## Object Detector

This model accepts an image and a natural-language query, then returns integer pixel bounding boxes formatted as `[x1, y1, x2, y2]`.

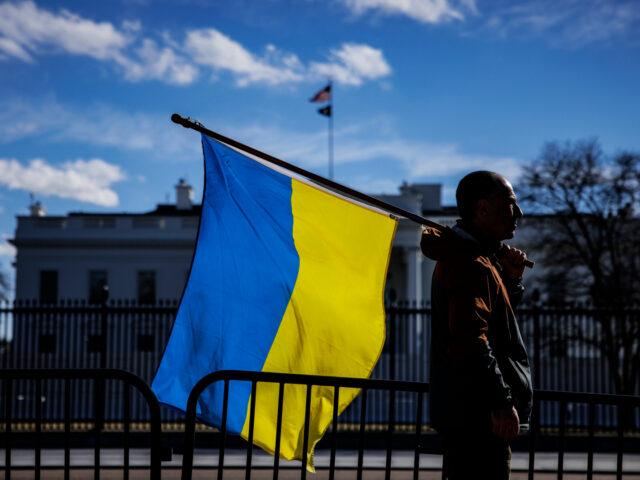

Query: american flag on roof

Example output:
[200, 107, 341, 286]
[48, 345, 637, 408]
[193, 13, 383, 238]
[310, 84, 331, 103]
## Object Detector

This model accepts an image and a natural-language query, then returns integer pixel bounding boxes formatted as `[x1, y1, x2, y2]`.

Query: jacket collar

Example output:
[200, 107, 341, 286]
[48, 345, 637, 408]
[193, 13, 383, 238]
[454, 220, 502, 257]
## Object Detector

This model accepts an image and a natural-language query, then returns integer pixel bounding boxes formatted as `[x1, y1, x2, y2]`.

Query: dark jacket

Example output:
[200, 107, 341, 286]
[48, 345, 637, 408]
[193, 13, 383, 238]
[421, 223, 533, 433]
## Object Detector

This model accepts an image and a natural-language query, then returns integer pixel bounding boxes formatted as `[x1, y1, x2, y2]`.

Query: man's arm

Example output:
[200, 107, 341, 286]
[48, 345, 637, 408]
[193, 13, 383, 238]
[447, 261, 521, 440]
[498, 246, 527, 308]
[494, 245, 528, 439]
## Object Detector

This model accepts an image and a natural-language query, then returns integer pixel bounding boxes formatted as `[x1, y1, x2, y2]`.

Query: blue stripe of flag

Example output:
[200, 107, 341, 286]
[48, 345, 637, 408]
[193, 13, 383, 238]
[152, 134, 300, 433]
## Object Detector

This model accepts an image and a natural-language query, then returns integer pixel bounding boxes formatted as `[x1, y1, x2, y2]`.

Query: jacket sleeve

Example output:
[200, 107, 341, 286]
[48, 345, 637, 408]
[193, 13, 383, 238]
[502, 275, 525, 308]
[447, 261, 513, 410]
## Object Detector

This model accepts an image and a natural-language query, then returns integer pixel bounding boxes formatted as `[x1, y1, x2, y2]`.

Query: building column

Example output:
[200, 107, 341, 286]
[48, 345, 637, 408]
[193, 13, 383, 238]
[404, 247, 423, 306]
[404, 247, 423, 355]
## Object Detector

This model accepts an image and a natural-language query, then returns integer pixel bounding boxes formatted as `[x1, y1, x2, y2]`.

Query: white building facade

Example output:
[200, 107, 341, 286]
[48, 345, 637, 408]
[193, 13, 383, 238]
[11, 180, 198, 304]
[10, 180, 457, 305]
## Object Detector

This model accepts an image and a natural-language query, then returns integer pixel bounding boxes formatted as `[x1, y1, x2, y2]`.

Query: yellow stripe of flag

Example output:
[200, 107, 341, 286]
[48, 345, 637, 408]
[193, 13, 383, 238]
[241, 178, 397, 470]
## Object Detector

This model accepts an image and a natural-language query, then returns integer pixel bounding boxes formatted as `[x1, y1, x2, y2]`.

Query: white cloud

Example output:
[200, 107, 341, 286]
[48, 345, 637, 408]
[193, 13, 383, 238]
[0, 2, 391, 88]
[0, 35, 32, 61]
[341, 0, 476, 24]
[0, 0, 131, 62]
[347, 175, 401, 195]
[122, 19, 142, 33]
[0, 240, 16, 258]
[325, 136, 523, 180]
[118, 38, 199, 85]
[482, 0, 640, 46]
[335, 44, 391, 78]
[0, 0, 197, 85]
[184, 28, 305, 86]
[0, 157, 126, 207]
[406, 144, 523, 180]
[339, 0, 639, 47]
[310, 43, 391, 86]
[0, 95, 521, 187]
[0, 98, 201, 160]
[226, 123, 329, 169]
[0, 98, 69, 142]
[222, 118, 522, 184]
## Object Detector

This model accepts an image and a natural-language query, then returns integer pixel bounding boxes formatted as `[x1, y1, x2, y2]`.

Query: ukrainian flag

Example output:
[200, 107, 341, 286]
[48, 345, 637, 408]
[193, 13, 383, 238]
[152, 134, 397, 469]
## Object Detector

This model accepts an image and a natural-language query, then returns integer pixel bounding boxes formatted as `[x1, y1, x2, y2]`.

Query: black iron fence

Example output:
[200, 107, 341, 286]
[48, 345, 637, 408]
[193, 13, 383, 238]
[528, 389, 640, 480]
[2, 368, 639, 480]
[0, 368, 162, 479]
[1, 300, 638, 428]
[180, 370, 431, 480]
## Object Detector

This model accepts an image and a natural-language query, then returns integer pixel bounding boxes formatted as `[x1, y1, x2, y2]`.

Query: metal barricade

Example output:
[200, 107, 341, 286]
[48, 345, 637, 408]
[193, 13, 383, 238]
[528, 390, 640, 480]
[181, 370, 432, 480]
[2, 368, 639, 479]
[1, 368, 162, 479]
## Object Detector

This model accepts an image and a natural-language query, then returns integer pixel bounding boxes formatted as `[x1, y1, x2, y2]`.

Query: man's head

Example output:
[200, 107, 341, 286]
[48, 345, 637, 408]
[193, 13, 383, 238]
[456, 171, 522, 241]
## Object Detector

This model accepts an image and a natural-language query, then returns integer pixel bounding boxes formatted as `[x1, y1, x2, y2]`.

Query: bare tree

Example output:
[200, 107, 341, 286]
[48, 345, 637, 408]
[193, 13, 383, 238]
[519, 138, 640, 395]
[0, 270, 9, 302]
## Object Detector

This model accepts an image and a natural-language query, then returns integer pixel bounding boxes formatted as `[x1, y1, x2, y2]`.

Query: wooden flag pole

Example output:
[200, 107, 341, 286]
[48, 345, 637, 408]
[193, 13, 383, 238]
[171, 113, 533, 268]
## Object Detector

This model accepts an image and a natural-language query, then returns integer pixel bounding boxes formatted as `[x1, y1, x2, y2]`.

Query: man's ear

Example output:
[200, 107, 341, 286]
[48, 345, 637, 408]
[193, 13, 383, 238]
[476, 198, 490, 219]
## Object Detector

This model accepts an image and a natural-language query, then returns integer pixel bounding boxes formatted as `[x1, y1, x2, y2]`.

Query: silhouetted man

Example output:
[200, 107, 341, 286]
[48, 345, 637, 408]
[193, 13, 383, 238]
[421, 171, 533, 479]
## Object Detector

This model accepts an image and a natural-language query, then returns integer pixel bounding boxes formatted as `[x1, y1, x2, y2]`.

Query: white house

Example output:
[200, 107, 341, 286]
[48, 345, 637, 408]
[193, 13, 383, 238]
[10, 180, 198, 304]
[9, 180, 458, 306]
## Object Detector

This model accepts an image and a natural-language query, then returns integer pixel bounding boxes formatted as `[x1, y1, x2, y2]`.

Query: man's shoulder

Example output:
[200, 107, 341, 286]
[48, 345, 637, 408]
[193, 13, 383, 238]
[436, 248, 493, 267]
[436, 251, 497, 280]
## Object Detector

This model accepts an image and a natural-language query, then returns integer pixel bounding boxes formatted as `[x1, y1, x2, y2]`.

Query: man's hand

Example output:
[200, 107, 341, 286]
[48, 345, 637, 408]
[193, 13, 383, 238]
[491, 405, 520, 441]
[498, 246, 527, 279]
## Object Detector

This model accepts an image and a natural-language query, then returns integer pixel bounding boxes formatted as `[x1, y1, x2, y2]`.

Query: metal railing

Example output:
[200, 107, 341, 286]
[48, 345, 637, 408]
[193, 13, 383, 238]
[1, 301, 639, 428]
[1, 368, 639, 479]
[528, 389, 640, 480]
[181, 370, 431, 480]
[0, 368, 162, 480]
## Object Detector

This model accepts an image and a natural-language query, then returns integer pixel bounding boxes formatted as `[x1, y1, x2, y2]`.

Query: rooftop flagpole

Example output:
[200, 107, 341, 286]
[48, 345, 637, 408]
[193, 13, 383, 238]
[310, 81, 333, 180]
[171, 113, 534, 268]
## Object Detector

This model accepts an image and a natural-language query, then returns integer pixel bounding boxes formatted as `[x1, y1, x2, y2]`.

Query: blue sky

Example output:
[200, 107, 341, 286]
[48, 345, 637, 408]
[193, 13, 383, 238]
[1, 0, 639, 286]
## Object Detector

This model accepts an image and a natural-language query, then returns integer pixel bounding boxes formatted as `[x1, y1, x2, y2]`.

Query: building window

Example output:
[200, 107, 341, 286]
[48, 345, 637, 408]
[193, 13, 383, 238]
[35, 218, 66, 229]
[83, 217, 115, 229]
[137, 271, 156, 305]
[89, 270, 108, 304]
[39, 270, 58, 304]
[133, 218, 165, 229]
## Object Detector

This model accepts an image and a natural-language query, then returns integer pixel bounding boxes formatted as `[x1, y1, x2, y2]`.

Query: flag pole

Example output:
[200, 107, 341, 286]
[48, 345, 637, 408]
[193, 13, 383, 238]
[172, 113, 431, 226]
[170, 113, 534, 267]
[328, 79, 334, 180]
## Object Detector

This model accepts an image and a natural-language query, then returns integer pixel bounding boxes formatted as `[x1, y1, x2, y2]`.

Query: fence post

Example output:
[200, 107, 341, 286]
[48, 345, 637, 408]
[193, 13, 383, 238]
[388, 307, 396, 381]
[96, 285, 110, 431]
[99, 285, 109, 369]
[533, 306, 541, 390]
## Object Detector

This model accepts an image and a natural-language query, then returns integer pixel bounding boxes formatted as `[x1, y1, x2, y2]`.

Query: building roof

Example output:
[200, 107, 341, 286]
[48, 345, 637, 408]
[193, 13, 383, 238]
[66, 204, 202, 218]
